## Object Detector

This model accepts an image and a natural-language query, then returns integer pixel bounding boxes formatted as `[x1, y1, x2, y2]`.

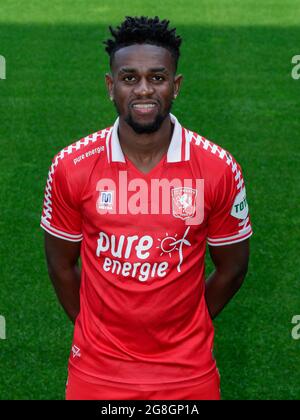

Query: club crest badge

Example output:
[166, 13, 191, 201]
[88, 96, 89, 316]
[171, 187, 197, 220]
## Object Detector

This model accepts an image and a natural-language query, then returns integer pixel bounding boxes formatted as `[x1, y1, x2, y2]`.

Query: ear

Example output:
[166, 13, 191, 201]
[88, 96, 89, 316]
[173, 74, 183, 98]
[105, 73, 114, 100]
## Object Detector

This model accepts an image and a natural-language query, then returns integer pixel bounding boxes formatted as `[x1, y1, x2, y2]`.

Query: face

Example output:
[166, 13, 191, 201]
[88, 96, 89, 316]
[105, 44, 183, 134]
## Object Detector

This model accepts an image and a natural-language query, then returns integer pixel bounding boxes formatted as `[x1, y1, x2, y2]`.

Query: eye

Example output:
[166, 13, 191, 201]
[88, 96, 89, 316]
[152, 75, 164, 81]
[123, 76, 136, 82]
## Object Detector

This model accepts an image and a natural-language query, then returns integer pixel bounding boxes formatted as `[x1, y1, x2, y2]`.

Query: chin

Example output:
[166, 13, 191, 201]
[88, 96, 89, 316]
[125, 114, 167, 134]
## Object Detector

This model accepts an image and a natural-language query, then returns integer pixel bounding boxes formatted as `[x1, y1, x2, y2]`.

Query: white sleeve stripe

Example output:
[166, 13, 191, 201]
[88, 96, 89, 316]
[40, 223, 83, 242]
[207, 225, 252, 243]
[207, 231, 253, 246]
[40, 221, 83, 241]
[41, 219, 83, 239]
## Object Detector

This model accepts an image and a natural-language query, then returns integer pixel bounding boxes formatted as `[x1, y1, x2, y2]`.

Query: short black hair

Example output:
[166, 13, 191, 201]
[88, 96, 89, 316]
[103, 16, 182, 71]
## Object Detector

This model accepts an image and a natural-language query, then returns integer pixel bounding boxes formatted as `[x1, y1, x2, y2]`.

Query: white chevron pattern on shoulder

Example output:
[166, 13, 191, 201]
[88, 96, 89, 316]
[186, 129, 251, 238]
[42, 127, 112, 225]
[186, 130, 244, 192]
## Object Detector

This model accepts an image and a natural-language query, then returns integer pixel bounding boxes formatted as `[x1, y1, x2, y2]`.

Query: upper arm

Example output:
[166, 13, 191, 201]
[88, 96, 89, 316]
[208, 238, 250, 277]
[40, 152, 83, 270]
[44, 231, 81, 271]
[206, 157, 252, 278]
[40, 153, 83, 242]
[207, 156, 253, 247]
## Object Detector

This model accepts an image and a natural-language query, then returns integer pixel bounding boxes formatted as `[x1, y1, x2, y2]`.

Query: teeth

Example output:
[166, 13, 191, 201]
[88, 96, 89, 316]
[133, 104, 155, 108]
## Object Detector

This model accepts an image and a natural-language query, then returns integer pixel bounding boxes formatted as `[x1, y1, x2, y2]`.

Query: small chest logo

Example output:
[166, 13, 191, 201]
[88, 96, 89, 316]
[72, 345, 81, 359]
[171, 187, 197, 220]
[98, 190, 114, 210]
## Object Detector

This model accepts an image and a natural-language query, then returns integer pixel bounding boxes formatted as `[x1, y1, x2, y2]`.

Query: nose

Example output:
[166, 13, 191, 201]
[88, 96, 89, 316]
[133, 77, 154, 96]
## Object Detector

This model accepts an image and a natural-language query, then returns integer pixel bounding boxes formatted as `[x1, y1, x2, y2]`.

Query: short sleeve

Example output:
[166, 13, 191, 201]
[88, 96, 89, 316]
[207, 158, 253, 246]
[40, 154, 83, 242]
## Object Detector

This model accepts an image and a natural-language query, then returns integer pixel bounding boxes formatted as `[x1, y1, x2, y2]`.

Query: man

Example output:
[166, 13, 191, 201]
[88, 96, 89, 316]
[41, 16, 252, 400]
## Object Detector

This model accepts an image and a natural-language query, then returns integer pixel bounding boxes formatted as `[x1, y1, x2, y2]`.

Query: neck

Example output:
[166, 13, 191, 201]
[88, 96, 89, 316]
[118, 114, 174, 164]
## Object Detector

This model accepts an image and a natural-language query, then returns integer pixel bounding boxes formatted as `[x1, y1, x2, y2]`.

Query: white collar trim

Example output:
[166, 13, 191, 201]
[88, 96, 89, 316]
[108, 113, 186, 163]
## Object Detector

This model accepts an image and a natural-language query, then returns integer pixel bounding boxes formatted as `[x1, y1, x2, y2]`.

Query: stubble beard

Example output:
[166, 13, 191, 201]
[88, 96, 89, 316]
[113, 100, 174, 134]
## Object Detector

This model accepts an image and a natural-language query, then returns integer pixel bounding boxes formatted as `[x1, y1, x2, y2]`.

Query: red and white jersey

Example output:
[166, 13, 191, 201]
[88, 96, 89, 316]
[40, 113, 252, 388]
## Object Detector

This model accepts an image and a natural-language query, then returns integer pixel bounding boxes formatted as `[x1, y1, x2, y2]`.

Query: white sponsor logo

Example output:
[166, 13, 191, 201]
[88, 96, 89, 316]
[231, 188, 248, 220]
[72, 345, 81, 358]
[171, 187, 197, 220]
[96, 228, 191, 281]
[73, 146, 104, 165]
[157, 227, 191, 272]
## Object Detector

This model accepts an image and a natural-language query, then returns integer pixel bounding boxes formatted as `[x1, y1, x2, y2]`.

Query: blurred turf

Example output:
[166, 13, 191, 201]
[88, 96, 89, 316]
[0, 0, 299, 400]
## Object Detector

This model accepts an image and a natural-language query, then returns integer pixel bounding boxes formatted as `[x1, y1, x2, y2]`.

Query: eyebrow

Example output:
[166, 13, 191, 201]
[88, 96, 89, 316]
[118, 67, 169, 75]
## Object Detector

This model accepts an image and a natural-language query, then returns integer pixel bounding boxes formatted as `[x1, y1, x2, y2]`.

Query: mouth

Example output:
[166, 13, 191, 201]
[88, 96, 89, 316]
[131, 102, 158, 116]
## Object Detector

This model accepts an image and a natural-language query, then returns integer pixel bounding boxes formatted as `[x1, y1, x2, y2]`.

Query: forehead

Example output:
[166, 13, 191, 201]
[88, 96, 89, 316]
[111, 44, 175, 73]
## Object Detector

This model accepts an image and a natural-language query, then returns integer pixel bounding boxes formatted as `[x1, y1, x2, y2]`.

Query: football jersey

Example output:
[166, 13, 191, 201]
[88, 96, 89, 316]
[40, 113, 252, 388]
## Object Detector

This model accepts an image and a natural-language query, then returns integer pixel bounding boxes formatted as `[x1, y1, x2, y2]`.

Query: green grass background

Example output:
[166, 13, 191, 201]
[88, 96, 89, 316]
[0, 0, 299, 400]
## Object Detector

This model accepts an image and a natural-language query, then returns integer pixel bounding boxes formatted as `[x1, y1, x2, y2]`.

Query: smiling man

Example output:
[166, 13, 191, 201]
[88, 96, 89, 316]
[40, 16, 252, 400]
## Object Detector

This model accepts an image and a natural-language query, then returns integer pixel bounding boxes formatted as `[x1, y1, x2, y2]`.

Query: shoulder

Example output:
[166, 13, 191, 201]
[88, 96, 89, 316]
[50, 126, 112, 172]
[184, 126, 243, 183]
